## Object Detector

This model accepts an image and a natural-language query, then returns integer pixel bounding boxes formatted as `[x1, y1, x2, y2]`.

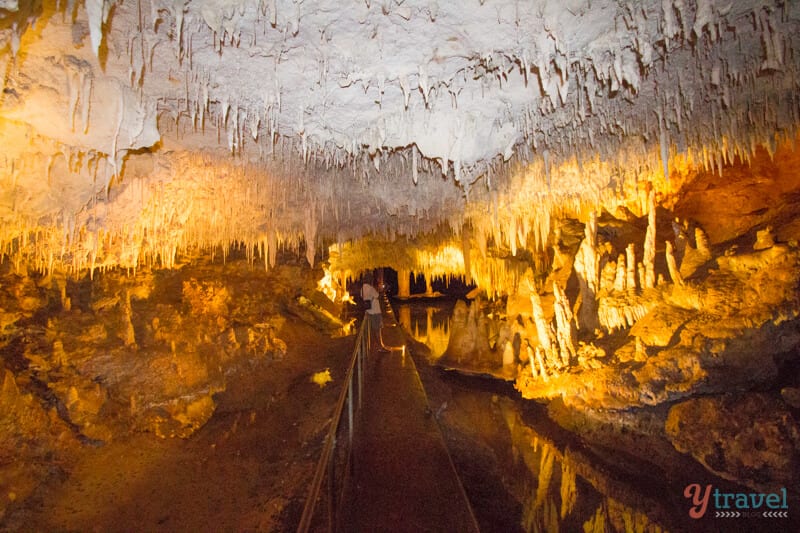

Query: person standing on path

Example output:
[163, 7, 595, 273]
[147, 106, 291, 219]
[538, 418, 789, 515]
[361, 272, 389, 353]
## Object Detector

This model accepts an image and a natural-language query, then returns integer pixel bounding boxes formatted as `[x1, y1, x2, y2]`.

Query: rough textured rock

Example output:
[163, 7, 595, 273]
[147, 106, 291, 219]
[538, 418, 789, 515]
[0, 255, 349, 519]
[516, 202, 800, 410]
[629, 305, 694, 348]
[0, 369, 79, 521]
[665, 394, 800, 491]
[674, 144, 800, 245]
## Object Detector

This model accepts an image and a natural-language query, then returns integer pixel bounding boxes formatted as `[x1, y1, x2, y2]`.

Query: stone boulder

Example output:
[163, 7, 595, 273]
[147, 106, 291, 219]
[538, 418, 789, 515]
[665, 393, 800, 491]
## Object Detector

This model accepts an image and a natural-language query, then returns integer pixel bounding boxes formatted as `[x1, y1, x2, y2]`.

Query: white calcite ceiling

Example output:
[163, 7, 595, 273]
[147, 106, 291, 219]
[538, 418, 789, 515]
[0, 0, 799, 273]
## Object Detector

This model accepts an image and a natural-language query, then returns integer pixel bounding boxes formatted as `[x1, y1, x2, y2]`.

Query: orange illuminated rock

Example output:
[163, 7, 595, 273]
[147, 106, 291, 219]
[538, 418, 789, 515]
[0, 370, 79, 521]
[629, 306, 694, 348]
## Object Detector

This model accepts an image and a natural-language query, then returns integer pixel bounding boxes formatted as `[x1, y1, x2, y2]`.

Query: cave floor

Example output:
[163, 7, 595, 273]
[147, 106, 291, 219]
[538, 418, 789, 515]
[5, 319, 354, 532]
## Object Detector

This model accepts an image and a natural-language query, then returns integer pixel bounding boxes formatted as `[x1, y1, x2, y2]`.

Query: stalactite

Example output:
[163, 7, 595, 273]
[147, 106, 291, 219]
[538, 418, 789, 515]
[1, 0, 798, 283]
[85, 0, 111, 58]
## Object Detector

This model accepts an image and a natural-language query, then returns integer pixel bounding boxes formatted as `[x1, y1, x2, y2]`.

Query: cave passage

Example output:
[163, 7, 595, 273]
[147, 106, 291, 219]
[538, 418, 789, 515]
[336, 295, 479, 532]
[2, 1, 800, 528]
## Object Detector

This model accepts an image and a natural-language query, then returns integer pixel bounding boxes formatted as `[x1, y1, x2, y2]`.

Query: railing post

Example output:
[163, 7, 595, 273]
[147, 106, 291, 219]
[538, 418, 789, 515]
[357, 344, 363, 409]
[365, 315, 370, 354]
[347, 378, 354, 451]
[327, 434, 335, 532]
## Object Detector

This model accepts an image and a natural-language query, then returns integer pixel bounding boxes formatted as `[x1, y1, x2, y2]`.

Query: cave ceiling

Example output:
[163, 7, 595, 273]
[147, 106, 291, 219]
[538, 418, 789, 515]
[0, 0, 798, 274]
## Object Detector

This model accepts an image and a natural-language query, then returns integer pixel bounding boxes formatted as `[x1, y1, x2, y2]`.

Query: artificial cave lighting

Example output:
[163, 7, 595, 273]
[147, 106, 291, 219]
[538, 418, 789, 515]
[2, 0, 800, 531]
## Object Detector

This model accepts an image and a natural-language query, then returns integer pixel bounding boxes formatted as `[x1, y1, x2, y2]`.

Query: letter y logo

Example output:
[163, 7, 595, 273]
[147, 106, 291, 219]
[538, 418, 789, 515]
[684, 483, 712, 519]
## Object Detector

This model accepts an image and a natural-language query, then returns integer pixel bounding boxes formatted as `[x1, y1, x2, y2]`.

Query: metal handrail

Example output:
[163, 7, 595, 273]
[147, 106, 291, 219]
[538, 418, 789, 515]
[296, 313, 370, 532]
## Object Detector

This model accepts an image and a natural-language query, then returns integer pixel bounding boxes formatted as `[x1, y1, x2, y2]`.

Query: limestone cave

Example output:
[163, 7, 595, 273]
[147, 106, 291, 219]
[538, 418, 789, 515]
[0, 1, 799, 531]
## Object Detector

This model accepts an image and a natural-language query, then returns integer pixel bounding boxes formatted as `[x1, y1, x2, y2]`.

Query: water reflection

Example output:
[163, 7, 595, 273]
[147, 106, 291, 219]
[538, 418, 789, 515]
[399, 300, 734, 533]
[396, 300, 456, 360]
[505, 406, 668, 533]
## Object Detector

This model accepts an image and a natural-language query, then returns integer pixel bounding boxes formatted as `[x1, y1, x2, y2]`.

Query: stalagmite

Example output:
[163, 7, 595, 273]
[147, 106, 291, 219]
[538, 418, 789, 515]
[535, 346, 549, 382]
[502, 341, 515, 366]
[552, 282, 576, 367]
[672, 218, 688, 263]
[560, 459, 576, 519]
[695, 227, 711, 260]
[528, 345, 537, 378]
[599, 260, 616, 293]
[665, 241, 684, 286]
[530, 291, 558, 369]
[637, 262, 645, 291]
[643, 190, 656, 288]
[120, 289, 136, 347]
[574, 212, 600, 332]
[625, 243, 636, 292]
[397, 269, 410, 298]
[613, 254, 626, 292]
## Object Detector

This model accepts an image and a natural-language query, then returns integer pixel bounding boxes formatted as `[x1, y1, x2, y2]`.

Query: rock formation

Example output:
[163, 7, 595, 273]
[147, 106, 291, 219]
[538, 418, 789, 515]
[1, 0, 800, 526]
[435, 141, 800, 494]
[666, 394, 800, 491]
[0, 255, 348, 520]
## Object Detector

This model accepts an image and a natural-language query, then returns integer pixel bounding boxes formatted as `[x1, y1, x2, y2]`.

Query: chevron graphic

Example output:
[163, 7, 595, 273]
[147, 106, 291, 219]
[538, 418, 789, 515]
[715, 511, 741, 518]
[762, 511, 789, 518]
